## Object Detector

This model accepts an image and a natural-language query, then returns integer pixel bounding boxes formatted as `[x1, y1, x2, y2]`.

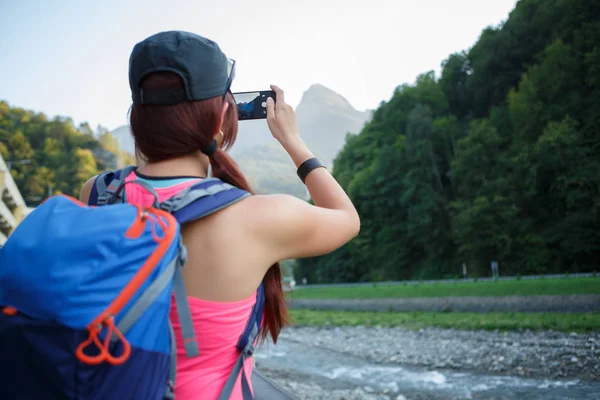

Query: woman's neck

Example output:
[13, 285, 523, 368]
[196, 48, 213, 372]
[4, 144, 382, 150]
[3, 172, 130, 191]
[136, 152, 210, 178]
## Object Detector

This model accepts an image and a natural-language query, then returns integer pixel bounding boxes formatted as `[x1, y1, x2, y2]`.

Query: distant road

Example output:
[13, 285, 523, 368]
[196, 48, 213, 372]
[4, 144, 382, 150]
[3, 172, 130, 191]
[288, 294, 600, 313]
[296, 272, 597, 289]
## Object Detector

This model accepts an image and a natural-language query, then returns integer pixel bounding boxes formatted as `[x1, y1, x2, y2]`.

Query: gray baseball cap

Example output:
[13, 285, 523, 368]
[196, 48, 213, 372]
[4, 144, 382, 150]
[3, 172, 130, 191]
[128, 30, 235, 105]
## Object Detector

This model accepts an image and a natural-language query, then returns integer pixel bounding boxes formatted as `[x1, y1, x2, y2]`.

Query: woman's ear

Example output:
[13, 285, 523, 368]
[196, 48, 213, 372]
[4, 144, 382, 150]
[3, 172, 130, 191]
[215, 101, 229, 140]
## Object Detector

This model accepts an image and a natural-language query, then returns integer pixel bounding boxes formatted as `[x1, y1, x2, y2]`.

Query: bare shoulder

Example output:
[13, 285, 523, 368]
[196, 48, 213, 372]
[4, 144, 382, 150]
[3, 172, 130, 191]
[232, 193, 360, 260]
[240, 193, 308, 214]
[79, 175, 98, 204]
[235, 193, 321, 226]
[217, 193, 304, 228]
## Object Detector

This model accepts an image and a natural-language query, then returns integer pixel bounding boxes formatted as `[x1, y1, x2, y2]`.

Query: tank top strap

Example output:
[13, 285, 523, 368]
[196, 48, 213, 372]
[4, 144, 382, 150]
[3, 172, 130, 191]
[122, 170, 204, 207]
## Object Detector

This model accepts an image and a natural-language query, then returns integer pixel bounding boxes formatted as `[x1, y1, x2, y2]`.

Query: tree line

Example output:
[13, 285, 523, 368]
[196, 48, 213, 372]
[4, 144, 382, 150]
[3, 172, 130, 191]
[296, 0, 600, 282]
[0, 101, 133, 206]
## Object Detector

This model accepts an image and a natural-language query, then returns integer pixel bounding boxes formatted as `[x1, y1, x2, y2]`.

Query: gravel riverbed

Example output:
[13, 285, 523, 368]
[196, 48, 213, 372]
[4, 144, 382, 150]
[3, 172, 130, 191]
[257, 326, 600, 400]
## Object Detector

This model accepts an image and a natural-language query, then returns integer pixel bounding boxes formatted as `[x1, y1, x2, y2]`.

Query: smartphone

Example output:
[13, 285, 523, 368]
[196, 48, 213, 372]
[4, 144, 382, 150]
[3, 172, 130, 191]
[232, 90, 276, 120]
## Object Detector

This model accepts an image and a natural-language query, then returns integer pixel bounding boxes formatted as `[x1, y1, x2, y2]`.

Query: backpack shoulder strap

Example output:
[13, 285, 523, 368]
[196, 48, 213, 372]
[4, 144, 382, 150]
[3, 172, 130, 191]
[237, 283, 265, 354]
[88, 170, 116, 206]
[217, 284, 265, 400]
[160, 178, 251, 223]
[89, 166, 137, 205]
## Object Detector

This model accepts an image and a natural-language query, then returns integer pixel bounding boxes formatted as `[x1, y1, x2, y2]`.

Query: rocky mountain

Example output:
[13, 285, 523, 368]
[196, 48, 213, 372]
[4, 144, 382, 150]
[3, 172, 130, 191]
[295, 84, 373, 166]
[109, 84, 372, 198]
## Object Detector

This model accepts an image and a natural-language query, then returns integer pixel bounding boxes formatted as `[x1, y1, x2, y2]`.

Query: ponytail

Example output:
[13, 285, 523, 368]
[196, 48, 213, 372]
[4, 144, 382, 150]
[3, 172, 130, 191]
[210, 149, 253, 194]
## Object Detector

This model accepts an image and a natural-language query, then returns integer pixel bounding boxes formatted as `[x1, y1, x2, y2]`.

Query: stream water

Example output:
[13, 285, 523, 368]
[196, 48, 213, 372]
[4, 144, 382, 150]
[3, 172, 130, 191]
[255, 338, 600, 400]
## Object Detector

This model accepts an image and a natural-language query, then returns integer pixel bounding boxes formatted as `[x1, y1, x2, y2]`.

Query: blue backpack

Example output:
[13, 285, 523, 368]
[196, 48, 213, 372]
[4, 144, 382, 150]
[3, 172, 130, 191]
[0, 166, 264, 400]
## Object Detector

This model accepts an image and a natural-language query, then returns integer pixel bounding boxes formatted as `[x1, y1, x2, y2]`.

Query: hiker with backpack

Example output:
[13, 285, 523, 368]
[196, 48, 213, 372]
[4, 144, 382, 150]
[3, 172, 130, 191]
[0, 30, 360, 400]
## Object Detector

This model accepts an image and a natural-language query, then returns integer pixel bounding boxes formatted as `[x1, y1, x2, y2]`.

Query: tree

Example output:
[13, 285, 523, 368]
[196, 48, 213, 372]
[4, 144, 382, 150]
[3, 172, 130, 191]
[1, 102, 129, 206]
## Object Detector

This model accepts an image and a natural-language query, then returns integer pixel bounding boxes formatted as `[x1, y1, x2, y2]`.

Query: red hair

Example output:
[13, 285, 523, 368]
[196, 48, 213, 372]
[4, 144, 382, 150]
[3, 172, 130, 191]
[129, 72, 288, 343]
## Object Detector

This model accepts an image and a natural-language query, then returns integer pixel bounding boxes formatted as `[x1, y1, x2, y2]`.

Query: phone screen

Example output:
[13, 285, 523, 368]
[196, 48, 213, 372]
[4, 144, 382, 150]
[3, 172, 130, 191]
[233, 90, 275, 120]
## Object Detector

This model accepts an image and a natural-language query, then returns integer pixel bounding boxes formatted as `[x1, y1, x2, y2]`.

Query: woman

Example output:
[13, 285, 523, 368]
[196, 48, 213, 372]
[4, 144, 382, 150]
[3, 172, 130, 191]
[80, 30, 360, 399]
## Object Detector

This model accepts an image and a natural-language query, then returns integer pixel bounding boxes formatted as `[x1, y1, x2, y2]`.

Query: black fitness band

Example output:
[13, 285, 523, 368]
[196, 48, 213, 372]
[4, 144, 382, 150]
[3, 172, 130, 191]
[297, 157, 326, 183]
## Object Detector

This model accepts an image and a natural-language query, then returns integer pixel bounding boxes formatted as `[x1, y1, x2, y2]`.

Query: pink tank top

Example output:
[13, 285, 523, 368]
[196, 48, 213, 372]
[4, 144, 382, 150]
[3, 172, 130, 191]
[123, 171, 256, 400]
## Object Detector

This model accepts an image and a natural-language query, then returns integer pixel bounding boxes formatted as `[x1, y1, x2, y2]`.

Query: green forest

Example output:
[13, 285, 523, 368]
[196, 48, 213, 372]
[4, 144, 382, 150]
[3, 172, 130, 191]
[0, 101, 134, 205]
[296, 0, 600, 282]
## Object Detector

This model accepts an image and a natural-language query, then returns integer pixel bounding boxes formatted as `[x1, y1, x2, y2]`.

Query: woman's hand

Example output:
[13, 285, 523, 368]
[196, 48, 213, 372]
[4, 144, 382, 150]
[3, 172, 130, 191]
[265, 85, 301, 147]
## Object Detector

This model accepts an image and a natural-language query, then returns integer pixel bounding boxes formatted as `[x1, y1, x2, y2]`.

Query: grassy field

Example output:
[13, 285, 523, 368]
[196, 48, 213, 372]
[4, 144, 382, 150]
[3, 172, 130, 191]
[289, 277, 600, 300]
[289, 309, 600, 333]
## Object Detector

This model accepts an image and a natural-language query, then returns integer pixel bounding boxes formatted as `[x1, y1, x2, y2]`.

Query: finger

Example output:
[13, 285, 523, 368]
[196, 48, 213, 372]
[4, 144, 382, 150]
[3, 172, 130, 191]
[266, 96, 276, 120]
[270, 85, 285, 105]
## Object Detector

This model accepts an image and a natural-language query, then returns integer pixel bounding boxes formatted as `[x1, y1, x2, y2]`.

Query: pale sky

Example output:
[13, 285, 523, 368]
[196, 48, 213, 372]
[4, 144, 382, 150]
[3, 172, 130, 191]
[1, 0, 517, 132]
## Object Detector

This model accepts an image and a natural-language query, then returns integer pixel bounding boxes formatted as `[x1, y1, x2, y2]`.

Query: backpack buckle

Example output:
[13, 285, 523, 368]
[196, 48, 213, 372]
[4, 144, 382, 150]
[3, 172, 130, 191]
[160, 200, 175, 213]
[164, 382, 175, 400]
[178, 240, 188, 266]
[244, 343, 255, 357]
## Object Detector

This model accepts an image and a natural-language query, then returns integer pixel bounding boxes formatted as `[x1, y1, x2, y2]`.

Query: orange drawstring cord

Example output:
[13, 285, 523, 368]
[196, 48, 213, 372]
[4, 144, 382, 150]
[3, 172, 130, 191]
[76, 205, 176, 366]
[75, 316, 131, 365]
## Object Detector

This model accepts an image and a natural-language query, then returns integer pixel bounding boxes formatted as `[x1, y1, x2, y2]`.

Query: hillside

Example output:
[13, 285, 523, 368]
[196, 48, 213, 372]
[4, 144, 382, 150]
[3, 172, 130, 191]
[0, 102, 134, 205]
[110, 84, 372, 198]
[296, 0, 600, 283]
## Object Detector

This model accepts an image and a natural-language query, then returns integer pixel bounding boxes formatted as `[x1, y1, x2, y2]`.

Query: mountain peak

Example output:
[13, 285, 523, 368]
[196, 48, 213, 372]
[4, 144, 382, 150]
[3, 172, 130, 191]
[306, 83, 336, 93]
[297, 83, 357, 114]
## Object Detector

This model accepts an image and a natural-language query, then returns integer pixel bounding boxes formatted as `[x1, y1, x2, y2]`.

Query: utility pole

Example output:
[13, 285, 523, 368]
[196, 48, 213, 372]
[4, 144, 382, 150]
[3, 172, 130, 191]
[491, 260, 499, 279]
